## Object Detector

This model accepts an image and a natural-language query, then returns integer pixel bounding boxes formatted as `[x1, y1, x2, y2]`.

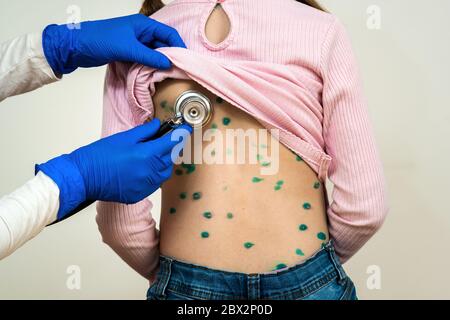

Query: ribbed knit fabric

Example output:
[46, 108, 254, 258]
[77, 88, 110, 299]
[96, 0, 389, 280]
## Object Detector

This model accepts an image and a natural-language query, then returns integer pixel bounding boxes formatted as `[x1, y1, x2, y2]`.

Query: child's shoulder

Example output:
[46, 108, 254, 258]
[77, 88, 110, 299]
[277, 1, 339, 34]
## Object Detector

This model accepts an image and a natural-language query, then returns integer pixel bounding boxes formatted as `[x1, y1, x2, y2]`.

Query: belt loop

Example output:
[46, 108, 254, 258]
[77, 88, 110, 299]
[247, 274, 261, 300]
[154, 256, 172, 297]
[326, 240, 347, 284]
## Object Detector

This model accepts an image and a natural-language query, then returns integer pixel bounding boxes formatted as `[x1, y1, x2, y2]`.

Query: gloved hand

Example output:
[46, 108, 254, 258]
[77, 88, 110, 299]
[36, 119, 192, 220]
[42, 14, 186, 75]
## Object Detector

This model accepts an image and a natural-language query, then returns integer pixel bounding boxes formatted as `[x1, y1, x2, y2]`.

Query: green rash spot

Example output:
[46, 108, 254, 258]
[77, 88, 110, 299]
[273, 263, 288, 271]
[169, 208, 176, 214]
[179, 192, 187, 200]
[299, 224, 308, 231]
[181, 162, 196, 174]
[192, 192, 202, 200]
[303, 202, 312, 210]
[211, 123, 218, 129]
[175, 169, 183, 176]
[296, 155, 303, 162]
[201, 231, 210, 238]
[222, 117, 231, 126]
[216, 96, 224, 104]
[317, 232, 327, 241]
[261, 162, 271, 167]
[244, 242, 255, 249]
[203, 211, 212, 219]
[274, 180, 284, 191]
[256, 154, 263, 161]
[227, 212, 233, 219]
[313, 181, 321, 189]
[211, 149, 216, 156]
[252, 177, 264, 183]
[295, 248, 305, 256]
[160, 100, 171, 113]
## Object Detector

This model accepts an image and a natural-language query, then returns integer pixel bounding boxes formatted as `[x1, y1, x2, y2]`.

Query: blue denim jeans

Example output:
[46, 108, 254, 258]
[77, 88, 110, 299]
[146, 241, 357, 300]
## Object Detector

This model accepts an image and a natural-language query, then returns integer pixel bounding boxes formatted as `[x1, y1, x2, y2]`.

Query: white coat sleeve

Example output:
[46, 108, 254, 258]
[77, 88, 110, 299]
[0, 172, 59, 260]
[0, 33, 63, 260]
[0, 32, 60, 102]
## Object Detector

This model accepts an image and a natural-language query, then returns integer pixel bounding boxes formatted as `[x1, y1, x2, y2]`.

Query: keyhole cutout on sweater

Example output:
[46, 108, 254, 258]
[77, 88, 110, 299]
[204, 4, 231, 45]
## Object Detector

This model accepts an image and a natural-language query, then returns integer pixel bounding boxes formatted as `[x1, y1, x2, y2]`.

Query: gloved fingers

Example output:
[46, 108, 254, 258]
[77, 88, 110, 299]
[175, 124, 194, 135]
[149, 39, 169, 49]
[145, 124, 193, 154]
[130, 41, 172, 69]
[146, 151, 174, 176]
[136, 16, 186, 49]
[158, 164, 175, 182]
[126, 118, 161, 142]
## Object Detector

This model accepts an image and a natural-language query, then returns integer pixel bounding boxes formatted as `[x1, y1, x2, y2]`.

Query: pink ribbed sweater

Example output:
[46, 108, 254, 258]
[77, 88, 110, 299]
[96, 0, 389, 280]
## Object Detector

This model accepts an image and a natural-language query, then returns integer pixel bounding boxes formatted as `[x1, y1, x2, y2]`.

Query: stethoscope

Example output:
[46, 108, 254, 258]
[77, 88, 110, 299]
[153, 90, 214, 139]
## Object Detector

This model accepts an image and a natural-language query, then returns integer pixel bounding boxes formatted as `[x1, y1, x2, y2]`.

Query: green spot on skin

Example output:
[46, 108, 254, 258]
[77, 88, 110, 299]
[175, 169, 183, 176]
[299, 224, 308, 231]
[193, 192, 202, 200]
[201, 231, 209, 238]
[222, 117, 231, 126]
[261, 162, 271, 167]
[256, 154, 263, 161]
[160, 100, 168, 109]
[179, 192, 187, 200]
[313, 181, 321, 189]
[296, 155, 303, 162]
[203, 211, 212, 219]
[244, 242, 254, 249]
[252, 177, 264, 183]
[317, 232, 327, 241]
[227, 212, 233, 219]
[274, 180, 284, 191]
[273, 263, 288, 271]
[181, 162, 196, 174]
[211, 149, 216, 156]
[216, 96, 224, 104]
[169, 208, 176, 214]
[295, 248, 305, 256]
[211, 123, 218, 129]
[303, 202, 312, 210]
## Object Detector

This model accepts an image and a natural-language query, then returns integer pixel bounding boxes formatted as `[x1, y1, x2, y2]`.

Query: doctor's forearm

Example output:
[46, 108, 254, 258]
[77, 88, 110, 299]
[0, 172, 59, 259]
[0, 33, 60, 102]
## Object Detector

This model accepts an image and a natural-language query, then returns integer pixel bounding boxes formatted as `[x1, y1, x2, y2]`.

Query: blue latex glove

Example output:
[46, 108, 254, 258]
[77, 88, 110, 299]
[36, 119, 192, 220]
[42, 14, 186, 75]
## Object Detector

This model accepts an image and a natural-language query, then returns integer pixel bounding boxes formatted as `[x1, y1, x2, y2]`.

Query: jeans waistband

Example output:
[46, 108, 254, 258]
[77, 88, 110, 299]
[152, 240, 347, 300]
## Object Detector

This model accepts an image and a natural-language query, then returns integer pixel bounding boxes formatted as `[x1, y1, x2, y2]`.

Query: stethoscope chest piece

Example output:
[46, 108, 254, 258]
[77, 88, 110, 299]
[151, 90, 214, 139]
[174, 90, 213, 128]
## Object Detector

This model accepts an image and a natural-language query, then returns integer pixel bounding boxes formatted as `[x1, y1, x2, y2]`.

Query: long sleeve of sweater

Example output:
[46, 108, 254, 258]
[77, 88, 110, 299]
[320, 18, 389, 262]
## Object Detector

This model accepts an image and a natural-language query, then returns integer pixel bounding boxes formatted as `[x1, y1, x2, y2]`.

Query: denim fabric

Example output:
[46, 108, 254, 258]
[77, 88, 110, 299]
[146, 241, 357, 300]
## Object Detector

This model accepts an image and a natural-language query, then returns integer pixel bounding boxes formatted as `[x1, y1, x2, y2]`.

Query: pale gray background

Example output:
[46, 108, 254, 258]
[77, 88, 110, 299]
[0, 0, 449, 299]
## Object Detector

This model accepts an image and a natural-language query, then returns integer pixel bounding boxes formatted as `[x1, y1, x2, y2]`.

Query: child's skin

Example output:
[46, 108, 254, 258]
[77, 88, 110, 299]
[153, 79, 329, 273]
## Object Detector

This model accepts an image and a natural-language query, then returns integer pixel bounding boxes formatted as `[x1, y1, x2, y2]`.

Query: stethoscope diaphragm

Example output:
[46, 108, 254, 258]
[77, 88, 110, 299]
[152, 90, 213, 139]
